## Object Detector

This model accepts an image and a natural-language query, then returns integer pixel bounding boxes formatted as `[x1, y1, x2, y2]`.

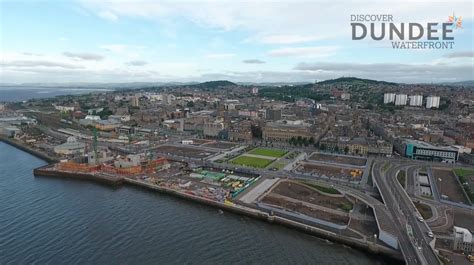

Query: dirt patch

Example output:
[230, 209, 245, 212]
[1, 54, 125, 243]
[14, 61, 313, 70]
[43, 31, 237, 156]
[434, 169, 470, 205]
[414, 201, 433, 220]
[296, 163, 362, 180]
[308, 153, 367, 166]
[155, 145, 216, 159]
[261, 194, 349, 225]
[270, 181, 352, 212]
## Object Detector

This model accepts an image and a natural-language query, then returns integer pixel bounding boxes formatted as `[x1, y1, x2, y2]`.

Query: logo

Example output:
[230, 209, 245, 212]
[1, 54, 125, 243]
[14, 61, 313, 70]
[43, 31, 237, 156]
[448, 13, 462, 29]
[350, 13, 460, 49]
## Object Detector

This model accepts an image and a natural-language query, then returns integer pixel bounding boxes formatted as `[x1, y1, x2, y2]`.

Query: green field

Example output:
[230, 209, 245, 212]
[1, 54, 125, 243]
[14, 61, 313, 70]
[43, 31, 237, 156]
[454, 168, 474, 177]
[248, 148, 287, 158]
[231, 155, 274, 168]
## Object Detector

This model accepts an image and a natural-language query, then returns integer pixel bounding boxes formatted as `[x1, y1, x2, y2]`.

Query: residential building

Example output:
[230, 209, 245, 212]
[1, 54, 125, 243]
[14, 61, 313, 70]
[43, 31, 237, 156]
[409, 95, 423, 106]
[384, 93, 396, 104]
[426, 96, 440, 109]
[395, 94, 407, 106]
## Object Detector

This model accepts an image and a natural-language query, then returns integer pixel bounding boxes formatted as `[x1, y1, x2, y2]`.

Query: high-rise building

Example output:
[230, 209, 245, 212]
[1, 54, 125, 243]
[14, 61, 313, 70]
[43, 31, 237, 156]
[426, 96, 440, 109]
[395, 94, 407, 106]
[130, 96, 139, 107]
[409, 95, 423, 106]
[383, 93, 396, 104]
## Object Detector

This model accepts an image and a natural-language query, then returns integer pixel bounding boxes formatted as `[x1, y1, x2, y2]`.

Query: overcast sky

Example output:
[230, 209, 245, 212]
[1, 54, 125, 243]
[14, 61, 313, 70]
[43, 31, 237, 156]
[1, 0, 473, 83]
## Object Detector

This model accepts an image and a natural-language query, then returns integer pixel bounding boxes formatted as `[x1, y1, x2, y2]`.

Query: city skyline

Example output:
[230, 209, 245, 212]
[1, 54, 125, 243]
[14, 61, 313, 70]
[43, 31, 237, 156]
[1, 0, 473, 84]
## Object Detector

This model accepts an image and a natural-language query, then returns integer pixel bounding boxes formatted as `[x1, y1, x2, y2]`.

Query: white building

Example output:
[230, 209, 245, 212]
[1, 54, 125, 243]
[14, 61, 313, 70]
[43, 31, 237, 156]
[409, 95, 423, 106]
[341, 93, 351, 100]
[251, 87, 259, 95]
[453, 226, 473, 254]
[383, 93, 396, 104]
[426, 96, 440, 109]
[53, 104, 75, 112]
[395, 94, 408, 106]
[53, 137, 85, 155]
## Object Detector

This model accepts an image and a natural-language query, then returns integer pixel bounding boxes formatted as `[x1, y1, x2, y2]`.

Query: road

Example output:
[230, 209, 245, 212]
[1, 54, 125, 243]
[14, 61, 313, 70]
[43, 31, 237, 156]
[374, 161, 441, 265]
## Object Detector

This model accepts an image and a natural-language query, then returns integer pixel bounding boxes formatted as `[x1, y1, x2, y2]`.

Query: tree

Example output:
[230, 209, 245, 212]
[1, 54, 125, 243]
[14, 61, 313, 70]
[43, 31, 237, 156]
[344, 146, 349, 154]
[320, 144, 326, 150]
[309, 137, 315, 145]
[186, 101, 195, 108]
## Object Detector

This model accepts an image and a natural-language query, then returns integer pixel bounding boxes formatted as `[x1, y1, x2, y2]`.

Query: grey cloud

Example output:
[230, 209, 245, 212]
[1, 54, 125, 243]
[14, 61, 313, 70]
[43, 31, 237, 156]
[444, 51, 474, 58]
[125, 60, 148, 66]
[242, 59, 266, 64]
[1, 60, 84, 69]
[63, 52, 104, 61]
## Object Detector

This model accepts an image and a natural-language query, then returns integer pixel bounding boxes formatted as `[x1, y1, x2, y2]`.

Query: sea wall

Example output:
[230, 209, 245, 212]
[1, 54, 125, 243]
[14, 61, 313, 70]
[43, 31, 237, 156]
[0, 137, 58, 163]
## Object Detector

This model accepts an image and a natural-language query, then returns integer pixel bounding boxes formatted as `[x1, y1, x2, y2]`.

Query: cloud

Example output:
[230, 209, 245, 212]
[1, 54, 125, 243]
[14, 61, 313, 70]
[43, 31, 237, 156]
[268, 46, 338, 58]
[250, 34, 325, 44]
[444, 51, 474, 58]
[125, 60, 148, 66]
[293, 61, 473, 83]
[97, 10, 118, 22]
[242, 59, 266, 64]
[63, 52, 104, 61]
[1, 60, 84, 69]
[204, 53, 235, 59]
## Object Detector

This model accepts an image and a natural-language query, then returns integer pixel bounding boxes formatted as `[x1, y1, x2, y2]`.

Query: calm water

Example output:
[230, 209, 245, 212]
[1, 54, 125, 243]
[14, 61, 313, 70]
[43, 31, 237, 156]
[0, 142, 393, 264]
[0, 87, 112, 102]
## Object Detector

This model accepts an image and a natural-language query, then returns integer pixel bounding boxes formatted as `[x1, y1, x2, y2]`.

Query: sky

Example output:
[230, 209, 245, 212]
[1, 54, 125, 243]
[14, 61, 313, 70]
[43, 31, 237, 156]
[0, 0, 473, 84]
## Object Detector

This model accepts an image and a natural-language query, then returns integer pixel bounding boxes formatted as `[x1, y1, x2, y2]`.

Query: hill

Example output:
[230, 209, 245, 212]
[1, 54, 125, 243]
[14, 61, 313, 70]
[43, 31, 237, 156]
[187, 80, 237, 89]
[317, 77, 398, 86]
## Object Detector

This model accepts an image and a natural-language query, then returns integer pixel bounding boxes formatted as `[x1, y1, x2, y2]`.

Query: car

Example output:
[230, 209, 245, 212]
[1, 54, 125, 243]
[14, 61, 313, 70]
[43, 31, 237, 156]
[428, 231, 434, 238]
[417, 216, 424, 222]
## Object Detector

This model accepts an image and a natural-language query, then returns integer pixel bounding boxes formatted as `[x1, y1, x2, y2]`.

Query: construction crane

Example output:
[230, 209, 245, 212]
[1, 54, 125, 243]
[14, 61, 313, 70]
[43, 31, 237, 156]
[92, 127, 98, 165]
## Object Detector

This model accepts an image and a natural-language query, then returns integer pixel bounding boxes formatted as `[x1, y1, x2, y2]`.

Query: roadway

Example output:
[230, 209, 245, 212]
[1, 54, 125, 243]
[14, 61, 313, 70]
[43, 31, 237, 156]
[374, 160, 441, 265]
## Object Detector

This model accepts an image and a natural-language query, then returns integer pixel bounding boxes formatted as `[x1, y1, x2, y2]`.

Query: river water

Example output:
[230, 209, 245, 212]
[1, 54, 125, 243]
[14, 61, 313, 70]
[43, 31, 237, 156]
[0, 142, 395, 264]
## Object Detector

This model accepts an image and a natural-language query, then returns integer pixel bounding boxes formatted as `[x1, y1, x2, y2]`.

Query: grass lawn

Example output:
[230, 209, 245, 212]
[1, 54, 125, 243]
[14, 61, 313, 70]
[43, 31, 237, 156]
[414, 201, 433, 219]
[231, 155, 273, 168]
[397, 170, 406, 188]
[302, 181, 341, 195]
[248, 147, 287, 158]
[454, 168, 474, 177]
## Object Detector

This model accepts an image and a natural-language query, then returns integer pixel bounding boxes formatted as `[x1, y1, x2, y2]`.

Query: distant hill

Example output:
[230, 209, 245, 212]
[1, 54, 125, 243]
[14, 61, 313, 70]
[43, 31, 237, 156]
[187, 80, 237, 89]
[437, 80, 474, 87]
[316, 77, 398, 86]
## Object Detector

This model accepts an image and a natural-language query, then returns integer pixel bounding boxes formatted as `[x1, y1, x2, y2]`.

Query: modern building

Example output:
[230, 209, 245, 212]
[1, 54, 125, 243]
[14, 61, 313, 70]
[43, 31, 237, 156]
[399, 139, 459, 163]
[395, 94, 407, 106]
[383, 93, 396, 104]
[409, 95, 423, 106]
[426, 96, 440, 109]
[453, 226, 473, 254]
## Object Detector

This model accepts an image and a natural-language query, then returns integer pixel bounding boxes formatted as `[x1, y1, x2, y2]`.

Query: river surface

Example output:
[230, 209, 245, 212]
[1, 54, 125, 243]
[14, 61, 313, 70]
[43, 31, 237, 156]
[0, 87, 112, 102]
[0, 142, 396, 264]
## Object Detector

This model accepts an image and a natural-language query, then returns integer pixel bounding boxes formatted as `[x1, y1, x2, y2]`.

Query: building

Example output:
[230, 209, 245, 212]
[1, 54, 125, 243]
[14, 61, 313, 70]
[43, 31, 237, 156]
[368, 139, 393, 156]
[265, 109, 282, 121]
[53, 137, 86, 155]
[53, 104, 75, 112]
[228, 121, 252, 142]
[453, 226, 473, 254]
[383, 93, 396, 104]
[341, 93, 351, 100]
[203, 120, 224, 138]
[251, 87, 259, 95]
[426, 96, 440, 109]
[130, 96, 139, 107]
[395, 94, 407, 106]
[399, 139, 459, 163]
[409, 95, 423, 106]
[262, 120, 313, 142]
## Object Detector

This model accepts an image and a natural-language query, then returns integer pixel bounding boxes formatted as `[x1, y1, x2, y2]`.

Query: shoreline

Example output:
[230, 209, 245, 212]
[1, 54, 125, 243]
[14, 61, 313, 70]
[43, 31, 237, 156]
[2, 139, 403, 262]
